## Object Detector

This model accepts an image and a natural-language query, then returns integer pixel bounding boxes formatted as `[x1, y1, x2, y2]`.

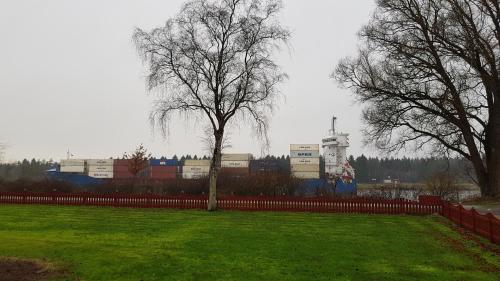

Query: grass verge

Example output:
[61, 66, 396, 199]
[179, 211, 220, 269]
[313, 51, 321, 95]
[0, 205, 498, 281]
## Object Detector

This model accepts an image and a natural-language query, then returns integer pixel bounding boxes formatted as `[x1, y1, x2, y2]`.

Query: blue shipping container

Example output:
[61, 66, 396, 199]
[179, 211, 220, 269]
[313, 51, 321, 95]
[150, 159, 178, 166]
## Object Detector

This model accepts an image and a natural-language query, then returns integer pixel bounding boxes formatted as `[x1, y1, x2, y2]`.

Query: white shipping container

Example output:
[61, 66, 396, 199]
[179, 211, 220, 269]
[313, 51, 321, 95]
[290, 164, 320, 172]
[184, 160, 211, 166]
[292, 171, 320, 179]
[87, 165, 114, 172]
[182, 172, 209, 179]
[60, 159, 85, 166]
[87, 159, 114, 166]
[221, 160, 249, 168]
[221, 153, 252, 161]
[290, 144, 319, 151]
[60, 166, 85, 173]
[183, 165, 211, 173]
[88, 171, 113, 178]
[290, 151, 320, 158]
[290, 158, 320, 165]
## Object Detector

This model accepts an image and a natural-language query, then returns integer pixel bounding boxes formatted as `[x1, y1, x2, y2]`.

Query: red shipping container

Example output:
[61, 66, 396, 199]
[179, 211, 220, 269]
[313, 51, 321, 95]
[150, 166, 177, 173]
[151, 173, 177, 179]
[149, 166, 177, 179]
[114, 159, 130, 166]
[114, 171, 135, 179]
[114, 165, 131, 172]
[220, 167, 249, 176]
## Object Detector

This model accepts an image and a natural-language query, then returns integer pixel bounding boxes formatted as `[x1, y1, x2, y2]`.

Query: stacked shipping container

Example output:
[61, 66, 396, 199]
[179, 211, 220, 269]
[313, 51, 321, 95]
[113, 159, 134, 179]
[87, 159, 114, 178]
[220, 154, 251, 176]
[143, 159, 178, 179]
[250, 159, 288, 174]
[183, 159, 210, 179]
[59, 153, 297, 181]
[60, 159, 85, 173]
[290, 144, 320, 179]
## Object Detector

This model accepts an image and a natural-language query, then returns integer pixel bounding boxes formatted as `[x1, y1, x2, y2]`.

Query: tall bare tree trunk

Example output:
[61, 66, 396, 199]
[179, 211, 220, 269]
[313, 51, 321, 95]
[486, 160, 500, 198]
[485, 106, 500, 197]
[207, 130, 223, 211]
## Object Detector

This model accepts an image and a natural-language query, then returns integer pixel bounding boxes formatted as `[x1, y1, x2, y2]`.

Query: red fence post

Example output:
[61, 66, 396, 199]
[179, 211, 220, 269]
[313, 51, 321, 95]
[487, 213, 494, 243]
[459, 205, 463, 227]
[471, 208, 477, 234]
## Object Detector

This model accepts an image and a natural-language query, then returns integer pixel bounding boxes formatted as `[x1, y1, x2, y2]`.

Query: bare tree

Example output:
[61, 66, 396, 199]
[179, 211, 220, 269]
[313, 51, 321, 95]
[334, 0, 500, 197]
[426, 172, 460, 201]
[133, 0, 289, 210]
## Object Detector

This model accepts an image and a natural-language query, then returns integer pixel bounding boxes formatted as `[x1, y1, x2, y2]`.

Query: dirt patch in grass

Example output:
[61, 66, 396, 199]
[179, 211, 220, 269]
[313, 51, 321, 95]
[0, 257, 66, 281]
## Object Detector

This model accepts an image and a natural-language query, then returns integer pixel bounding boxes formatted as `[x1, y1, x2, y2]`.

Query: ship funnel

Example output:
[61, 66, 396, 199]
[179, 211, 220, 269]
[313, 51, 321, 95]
[331, 116, 337, 133]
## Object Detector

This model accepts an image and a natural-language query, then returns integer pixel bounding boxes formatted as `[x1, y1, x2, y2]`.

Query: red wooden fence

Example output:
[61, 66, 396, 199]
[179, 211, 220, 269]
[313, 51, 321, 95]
[442, 201, 500, 244]
[0, 192, 442, 214]
[0, 192, 498, 244]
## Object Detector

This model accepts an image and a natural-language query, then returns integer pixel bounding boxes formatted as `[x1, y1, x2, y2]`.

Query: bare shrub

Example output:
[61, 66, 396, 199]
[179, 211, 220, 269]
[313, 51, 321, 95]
[426, 172, 460, 201]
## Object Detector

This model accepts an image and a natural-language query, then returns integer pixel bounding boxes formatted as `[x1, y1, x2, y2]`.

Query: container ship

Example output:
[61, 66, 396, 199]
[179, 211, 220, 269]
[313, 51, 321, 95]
[47, 116, 356, 195]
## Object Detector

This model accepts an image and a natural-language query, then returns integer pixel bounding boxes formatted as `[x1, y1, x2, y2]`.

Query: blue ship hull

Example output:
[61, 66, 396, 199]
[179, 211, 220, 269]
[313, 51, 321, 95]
[46, 170, 104, 187]
[295, 178, 357, 196]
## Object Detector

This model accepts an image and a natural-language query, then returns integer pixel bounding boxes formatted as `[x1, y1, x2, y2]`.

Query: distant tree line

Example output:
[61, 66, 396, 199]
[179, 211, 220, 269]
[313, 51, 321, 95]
[0, 155, 473, 184]
[171, 155, 210, 162]
[348, 156, 472, 184]
[0, 159, 54, 182]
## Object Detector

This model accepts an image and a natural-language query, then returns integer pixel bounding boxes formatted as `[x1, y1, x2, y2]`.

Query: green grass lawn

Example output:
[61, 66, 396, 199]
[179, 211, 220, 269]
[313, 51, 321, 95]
[0, 205, 498, 281]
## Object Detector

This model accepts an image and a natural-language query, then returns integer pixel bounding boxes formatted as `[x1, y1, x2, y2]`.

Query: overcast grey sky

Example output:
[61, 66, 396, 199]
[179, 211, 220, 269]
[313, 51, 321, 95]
[0, 0, 377, 162]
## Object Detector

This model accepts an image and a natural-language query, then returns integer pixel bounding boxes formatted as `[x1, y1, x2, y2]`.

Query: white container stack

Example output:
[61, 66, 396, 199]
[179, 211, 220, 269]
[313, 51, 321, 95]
[290, 144, 320, 179]
[183, 159, 211, 179]
[60, 159, 85, 173]
[87, 159, 114, 178]
[221, 153, 252, 176]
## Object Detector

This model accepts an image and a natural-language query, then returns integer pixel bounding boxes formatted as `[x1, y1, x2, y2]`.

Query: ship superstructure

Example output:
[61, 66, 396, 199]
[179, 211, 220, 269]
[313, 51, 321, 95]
[322, 116, 351, 178]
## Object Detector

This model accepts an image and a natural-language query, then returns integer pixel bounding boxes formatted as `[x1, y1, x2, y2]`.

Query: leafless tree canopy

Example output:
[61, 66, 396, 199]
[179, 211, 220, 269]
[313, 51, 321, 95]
[133, 0, 289, 209]
[133, 0, 289, 142]
[335, 0, 499, 197]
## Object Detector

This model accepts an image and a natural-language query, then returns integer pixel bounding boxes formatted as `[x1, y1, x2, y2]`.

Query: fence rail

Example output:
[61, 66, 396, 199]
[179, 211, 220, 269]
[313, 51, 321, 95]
[0, 192, 498, 244]
[442, 202, 500, 244]
[0, 192, 442, 214]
